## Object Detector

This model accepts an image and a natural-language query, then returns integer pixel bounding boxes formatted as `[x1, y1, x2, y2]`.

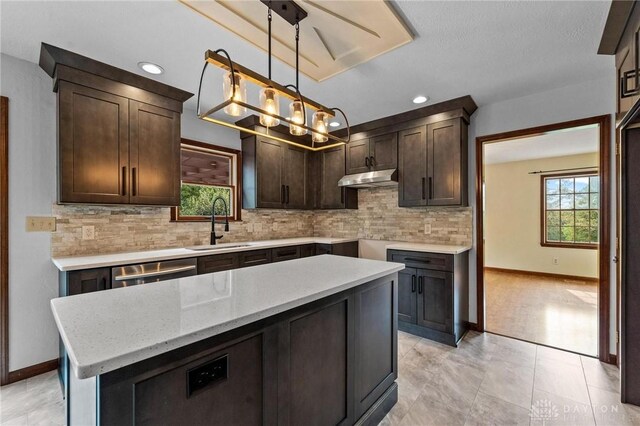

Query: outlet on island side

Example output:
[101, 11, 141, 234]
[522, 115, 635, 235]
[82, 226, 95, 240]
[552, 257, 559, 266]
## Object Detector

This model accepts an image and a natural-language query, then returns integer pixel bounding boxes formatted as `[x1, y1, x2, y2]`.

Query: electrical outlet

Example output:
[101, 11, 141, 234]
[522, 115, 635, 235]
[26, 216, 56, 232]
[82, 226, 95, 240]
[552, 257, 559, 265]
[424, 224, 432, 235]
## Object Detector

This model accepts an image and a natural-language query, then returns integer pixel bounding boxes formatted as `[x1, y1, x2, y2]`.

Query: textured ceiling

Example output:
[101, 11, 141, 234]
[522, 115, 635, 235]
[0, 1, 614, 127]
[484, 125, 600, 165]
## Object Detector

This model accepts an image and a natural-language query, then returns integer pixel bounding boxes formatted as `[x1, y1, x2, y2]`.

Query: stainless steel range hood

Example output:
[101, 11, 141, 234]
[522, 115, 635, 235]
[338, 169, 398, 188]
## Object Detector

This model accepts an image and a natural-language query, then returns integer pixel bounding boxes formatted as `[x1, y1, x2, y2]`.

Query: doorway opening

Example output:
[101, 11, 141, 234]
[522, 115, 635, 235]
[476, 115, 611, 361]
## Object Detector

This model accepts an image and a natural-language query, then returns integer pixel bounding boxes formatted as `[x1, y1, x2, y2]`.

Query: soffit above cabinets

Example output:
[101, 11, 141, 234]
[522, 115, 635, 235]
[178, 0, 414, 82]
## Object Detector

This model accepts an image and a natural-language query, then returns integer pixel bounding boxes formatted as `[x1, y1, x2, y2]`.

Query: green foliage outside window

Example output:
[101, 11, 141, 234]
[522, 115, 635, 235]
[180, 183, 232, 217]
[544, 174, 598, 246]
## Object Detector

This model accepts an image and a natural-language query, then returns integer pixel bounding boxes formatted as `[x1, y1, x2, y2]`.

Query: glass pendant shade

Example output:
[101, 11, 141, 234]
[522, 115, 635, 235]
[259, 87, 280, 127]
[312, 111, 329, 143]
[222, 71, 247, 117]
[289, 100, 307, 136]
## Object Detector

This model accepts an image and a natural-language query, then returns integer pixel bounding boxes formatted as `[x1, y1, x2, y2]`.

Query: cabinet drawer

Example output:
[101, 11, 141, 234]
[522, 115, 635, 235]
[315, 244, 332, 256]
[197, 253, 239, 274]
[299, 244, 316, 258]
[239, 249, 272, 268]
[271, 246, 301, 262]
[388, 250, 453, 272]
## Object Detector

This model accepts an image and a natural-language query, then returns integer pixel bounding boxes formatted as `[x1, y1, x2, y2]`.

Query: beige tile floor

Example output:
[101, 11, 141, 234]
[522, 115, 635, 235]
[0, 370, 64, 425]
[0, 331, 631, 426]
[381, 331, 631, 426]
[485, 269, 598, 356]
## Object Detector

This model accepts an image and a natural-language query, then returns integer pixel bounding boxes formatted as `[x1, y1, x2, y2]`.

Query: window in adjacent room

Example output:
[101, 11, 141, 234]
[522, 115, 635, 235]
[171, 138, 241, 221]
[541, 172, 599, 249]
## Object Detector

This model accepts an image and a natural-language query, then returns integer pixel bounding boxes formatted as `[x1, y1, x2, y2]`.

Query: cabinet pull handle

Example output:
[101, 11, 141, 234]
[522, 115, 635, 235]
[286, 185, 290, 204]
[132, 167, 137, 196]
[418, 276, 423, 294]
[365, 157, 369, 168]
[281, 185, 285, 204]
[341, 187, 345, 204]
[421, 177, 426, 199]
[428, 177, 433, 199]
[370, 156, 375, 167]
[411, 275, 416, 292]
[122, 166, 127, 196]
[405, 257, 431, 263]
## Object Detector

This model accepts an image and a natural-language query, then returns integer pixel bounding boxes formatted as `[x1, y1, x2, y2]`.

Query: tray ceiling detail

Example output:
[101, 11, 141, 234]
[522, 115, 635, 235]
[179, 0, 414, 81]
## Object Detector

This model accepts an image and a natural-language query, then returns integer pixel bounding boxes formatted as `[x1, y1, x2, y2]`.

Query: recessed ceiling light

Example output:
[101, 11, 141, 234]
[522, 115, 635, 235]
[138, 62, 164, 75]
[329, 121, 341, 128]
[413, 95, 428, 104]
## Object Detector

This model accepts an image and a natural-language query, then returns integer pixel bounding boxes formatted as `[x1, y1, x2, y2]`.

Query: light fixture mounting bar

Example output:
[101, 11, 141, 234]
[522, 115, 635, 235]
[204, 50, 333, 116]
[259, 0, 307, 26]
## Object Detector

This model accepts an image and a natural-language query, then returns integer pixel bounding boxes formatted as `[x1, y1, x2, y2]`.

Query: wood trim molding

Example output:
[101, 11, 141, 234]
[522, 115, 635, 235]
[484, 267, 599, 283]
[6, 359, 58, 385]
[476, 114, 613, 364]
[1, 97, 8, 385]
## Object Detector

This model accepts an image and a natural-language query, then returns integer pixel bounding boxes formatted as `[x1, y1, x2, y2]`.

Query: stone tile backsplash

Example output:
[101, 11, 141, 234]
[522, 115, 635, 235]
[51, 187, 472, 257]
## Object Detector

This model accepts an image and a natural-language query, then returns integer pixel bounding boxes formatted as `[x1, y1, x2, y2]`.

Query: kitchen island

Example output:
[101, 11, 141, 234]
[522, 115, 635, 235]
[51, 255, 404, 425]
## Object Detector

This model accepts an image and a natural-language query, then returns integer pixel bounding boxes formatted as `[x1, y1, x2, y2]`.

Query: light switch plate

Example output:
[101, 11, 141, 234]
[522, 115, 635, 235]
[82, 226, 95, 240]
[424, 224, 432, 235]
[26, 216, 56, 232]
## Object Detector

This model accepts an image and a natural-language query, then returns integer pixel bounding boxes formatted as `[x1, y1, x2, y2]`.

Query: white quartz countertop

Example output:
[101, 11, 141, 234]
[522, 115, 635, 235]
[51, 255, 404, 379]
[385, 242, 471, 255]
[51, 237, 359, 271]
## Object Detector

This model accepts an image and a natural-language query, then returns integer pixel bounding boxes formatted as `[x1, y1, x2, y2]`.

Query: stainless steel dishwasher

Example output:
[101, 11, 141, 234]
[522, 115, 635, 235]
[111, 258, 198, 288]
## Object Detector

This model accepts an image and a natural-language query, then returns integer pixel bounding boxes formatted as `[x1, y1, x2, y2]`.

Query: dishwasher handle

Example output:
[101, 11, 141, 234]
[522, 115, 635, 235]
[114, 265, 196, 281]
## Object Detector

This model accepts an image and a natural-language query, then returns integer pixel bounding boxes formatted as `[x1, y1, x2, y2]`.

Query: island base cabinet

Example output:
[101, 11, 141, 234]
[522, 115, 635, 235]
[93, 274, 398, 426]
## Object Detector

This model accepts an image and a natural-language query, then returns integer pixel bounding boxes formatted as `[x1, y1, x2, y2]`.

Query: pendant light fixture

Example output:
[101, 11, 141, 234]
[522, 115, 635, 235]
[196, 0, 350, 151]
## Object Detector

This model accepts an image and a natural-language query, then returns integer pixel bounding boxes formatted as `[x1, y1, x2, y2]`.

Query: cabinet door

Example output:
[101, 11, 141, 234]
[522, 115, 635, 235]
[345, 138, 370, 174]
[370, 133, 397, 171]
[68, 268, 110, 295]
[129, 101, 180, 206]
[58, 81, 129, 204]
[417, 269, 453, 333]
[256, 137, 285, 209]
[398, 126, 427, 207]
[397, 268, 417, 324]
[427, 119, 461, 206]
[320, 146, 347, 209]
[284, 144, 307, 209]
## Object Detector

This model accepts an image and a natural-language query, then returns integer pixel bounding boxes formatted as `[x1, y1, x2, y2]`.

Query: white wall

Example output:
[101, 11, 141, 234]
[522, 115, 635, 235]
[484, 153, 599, 278]
[468, 74, 617, 354]
[181, 108, 240, 150]
[0, 53, 59, 370]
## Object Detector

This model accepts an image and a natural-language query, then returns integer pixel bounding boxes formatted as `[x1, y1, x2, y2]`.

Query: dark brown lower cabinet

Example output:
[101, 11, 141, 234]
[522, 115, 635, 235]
[388, 249, 468, 346]
[97, 274, 398, 425]
[238, 249, 272, 268]
[197, 253, 240, 274]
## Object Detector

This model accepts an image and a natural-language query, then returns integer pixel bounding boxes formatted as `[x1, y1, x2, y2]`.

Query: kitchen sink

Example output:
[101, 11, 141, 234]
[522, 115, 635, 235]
[185, 244, 252, 251]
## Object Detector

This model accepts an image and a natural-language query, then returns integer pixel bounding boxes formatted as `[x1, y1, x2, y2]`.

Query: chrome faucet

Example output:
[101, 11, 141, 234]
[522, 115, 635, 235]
[210, 196, 230, 245]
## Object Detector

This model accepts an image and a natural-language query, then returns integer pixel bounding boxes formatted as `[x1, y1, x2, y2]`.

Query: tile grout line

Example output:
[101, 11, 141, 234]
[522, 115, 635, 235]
[529, 344, 538, 426]
[581, 356, 599, 425]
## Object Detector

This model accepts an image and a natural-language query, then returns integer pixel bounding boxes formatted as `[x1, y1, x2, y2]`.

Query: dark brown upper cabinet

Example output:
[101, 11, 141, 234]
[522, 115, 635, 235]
[242, 133, 309, 210]
[345, 133, 397, 174]
[39, 43, 192, 206]
[398, 118, 468, 207]
[398, 126, 428, 207]
[319, 145, 357, 209]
